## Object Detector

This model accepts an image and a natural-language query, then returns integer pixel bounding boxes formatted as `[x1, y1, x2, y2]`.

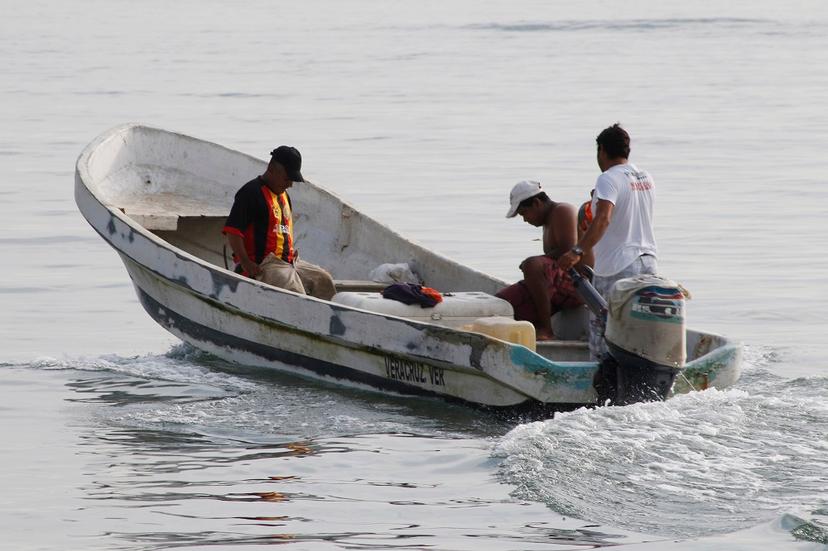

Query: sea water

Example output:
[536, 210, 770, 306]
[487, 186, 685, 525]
[1, 1, 827, 549]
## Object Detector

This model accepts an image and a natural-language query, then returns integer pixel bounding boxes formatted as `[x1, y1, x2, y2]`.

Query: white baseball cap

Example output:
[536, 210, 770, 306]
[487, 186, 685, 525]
[505, 180, 543, 218]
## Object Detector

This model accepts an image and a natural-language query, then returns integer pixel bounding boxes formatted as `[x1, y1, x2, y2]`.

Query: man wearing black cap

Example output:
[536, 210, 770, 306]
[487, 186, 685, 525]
[222, 146, 336, 300]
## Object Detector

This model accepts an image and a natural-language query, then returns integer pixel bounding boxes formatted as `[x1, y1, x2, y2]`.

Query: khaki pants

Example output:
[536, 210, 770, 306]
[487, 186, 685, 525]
[257, 254, 336, 301]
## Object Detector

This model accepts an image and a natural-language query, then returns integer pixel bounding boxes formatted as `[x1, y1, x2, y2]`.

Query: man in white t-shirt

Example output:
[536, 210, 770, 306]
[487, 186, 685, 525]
[558, 124, 658, 359]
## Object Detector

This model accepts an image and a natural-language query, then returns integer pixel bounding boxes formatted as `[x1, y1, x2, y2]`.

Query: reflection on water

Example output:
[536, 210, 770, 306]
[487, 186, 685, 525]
[77, 416, 642, 549]
[41, 362, 641, 549]
[67, 376, 228, 407]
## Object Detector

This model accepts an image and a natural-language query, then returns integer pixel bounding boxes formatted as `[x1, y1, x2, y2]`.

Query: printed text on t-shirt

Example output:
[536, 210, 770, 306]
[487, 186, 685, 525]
[629, 172, 653, 191]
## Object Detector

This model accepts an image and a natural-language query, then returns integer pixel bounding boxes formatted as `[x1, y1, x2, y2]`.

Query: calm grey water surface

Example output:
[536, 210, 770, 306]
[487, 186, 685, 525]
[1, 1, 827, 549]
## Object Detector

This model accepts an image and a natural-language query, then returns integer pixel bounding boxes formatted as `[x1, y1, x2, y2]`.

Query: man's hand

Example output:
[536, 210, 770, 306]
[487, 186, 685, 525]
[557, 250, 580, 271]
[227, 233, 261, 278]
[242, 258, 261, 278]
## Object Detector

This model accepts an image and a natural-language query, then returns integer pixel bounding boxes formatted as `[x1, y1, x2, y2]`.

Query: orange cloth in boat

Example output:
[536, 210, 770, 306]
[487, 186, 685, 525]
[420, 286, 443, 305]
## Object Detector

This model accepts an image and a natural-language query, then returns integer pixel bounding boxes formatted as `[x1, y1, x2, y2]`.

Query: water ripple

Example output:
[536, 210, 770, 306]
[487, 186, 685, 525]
[467, 18, 775, 33]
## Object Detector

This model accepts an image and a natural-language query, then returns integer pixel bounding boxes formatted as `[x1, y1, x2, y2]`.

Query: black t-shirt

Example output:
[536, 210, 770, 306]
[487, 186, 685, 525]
[222, 176, 294, 265]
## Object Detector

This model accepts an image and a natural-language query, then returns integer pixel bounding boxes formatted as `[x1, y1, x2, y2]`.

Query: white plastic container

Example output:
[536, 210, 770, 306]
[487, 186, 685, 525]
[331, 291, 514, 328]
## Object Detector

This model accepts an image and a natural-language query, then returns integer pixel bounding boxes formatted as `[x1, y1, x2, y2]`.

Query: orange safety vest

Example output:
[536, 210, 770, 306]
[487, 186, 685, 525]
[263, 189, 296, 264]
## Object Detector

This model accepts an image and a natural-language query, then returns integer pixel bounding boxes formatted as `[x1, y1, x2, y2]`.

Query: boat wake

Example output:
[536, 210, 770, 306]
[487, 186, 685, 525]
[21, 344, 258, 392]
[492, 345, 828, 539]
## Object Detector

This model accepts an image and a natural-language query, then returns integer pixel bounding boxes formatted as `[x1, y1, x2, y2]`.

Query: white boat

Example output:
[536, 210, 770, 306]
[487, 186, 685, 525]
[75, 124, 742, 412]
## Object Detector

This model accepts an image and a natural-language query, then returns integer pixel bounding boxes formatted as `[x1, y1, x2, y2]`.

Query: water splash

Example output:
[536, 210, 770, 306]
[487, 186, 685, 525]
[493, 383, 828, 538]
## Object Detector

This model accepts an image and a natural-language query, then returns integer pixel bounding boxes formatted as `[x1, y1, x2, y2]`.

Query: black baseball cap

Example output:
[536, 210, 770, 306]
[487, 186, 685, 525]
[270, 145, 304, 182]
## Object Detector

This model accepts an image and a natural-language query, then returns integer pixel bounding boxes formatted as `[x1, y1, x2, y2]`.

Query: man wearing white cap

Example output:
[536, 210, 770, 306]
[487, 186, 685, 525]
[496, 181, 586, 341]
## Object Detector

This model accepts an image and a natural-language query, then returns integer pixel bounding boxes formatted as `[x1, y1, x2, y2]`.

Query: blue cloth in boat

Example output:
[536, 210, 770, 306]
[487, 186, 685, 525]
[382, 283, 441, 308]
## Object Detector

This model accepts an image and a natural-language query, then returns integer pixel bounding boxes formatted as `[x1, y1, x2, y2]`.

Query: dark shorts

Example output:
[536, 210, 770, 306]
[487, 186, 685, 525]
[496, 256, 583, 324]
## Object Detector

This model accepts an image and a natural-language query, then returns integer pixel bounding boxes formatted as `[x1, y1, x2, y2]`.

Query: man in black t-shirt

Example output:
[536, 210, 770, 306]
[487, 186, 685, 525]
[222, 146, 335, 300]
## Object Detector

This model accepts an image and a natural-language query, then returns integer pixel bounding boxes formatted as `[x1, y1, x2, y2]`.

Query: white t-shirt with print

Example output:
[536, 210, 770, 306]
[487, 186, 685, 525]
[591, 163, 658, 276]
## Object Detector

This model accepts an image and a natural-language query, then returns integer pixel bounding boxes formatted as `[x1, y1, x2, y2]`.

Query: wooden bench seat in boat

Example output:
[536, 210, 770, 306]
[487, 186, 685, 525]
[333, 280, 389, 293]
[119, 192, 229, 231]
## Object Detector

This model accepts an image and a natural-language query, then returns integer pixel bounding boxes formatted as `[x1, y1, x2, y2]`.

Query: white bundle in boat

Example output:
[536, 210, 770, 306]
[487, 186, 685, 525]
[369, 262, 421, 284]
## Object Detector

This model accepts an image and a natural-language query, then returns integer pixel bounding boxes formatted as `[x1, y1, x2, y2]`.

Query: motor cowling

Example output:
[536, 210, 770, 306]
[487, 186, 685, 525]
[604, 275, 686, 403]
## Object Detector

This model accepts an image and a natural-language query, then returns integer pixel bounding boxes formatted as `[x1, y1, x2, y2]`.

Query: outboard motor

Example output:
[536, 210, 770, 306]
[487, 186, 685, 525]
[604, 275, 686, 403]
[569, 270, 686, 404]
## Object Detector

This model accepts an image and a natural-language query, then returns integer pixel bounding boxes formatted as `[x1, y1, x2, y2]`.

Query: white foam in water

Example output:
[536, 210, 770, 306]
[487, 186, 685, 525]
[113, 394, 268, 431]
[493, 386, 828, 538]
[27, 348, 257, 392]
